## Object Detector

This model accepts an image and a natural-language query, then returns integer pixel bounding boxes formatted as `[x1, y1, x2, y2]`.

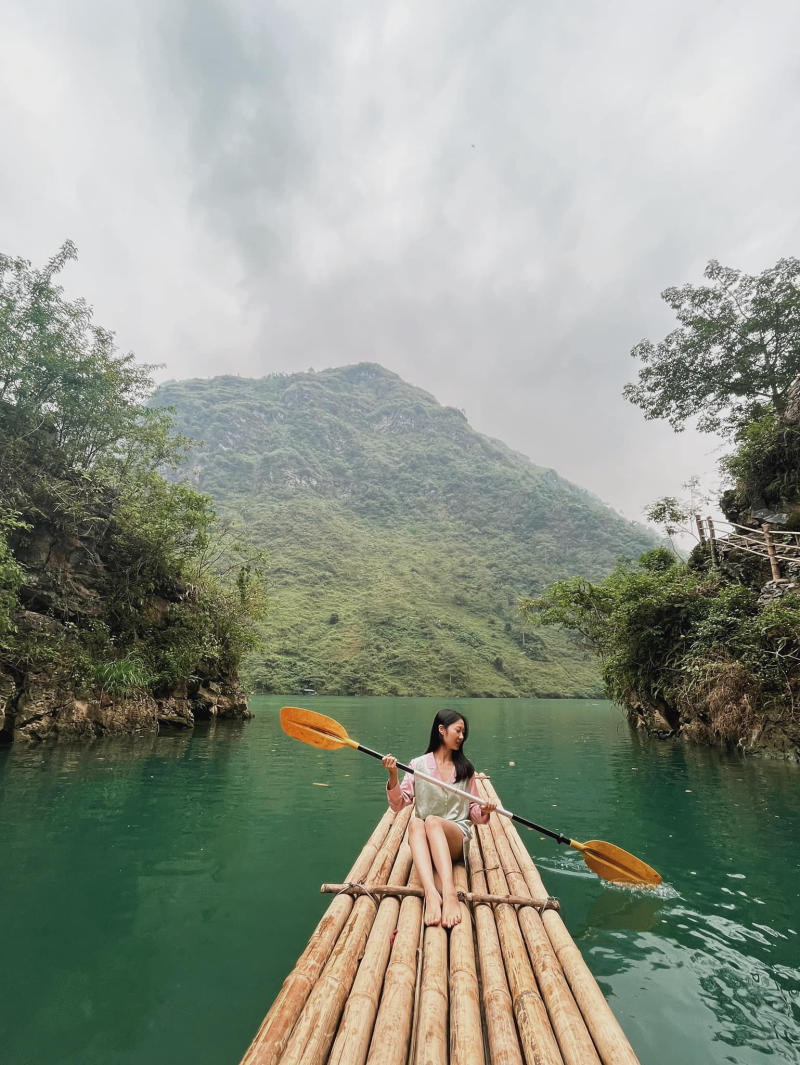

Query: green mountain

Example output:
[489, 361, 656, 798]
[151, 364, 657, 697]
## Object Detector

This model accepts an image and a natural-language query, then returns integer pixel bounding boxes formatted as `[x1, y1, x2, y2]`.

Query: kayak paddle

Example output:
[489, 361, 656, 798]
[280, 706, 662, 888]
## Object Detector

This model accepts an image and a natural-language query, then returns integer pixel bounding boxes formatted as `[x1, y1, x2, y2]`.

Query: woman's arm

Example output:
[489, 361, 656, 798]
[468, 775, 495, 824]
[383, 754, 415, 812]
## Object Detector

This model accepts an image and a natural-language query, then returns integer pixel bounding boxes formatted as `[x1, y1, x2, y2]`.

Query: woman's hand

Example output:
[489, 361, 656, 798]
[482, 801, 497, 815]
[382, 753, 398, 789]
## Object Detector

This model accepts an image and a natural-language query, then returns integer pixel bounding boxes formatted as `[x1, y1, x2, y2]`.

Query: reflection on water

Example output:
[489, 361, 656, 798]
[584, 888, 666, 933]
[2, 697, 799, 1065]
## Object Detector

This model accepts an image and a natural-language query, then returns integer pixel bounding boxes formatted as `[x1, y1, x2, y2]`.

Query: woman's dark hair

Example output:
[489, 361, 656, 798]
[425, 709, 474, 782]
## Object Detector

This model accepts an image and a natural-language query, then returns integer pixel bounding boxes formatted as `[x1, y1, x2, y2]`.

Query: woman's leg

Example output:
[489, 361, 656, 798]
[425, 817, 465, 929]
[408, 816, 442, 926]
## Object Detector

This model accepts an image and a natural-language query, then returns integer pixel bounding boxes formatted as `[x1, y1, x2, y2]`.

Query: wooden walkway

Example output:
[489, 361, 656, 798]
[700, 515, 800, 580]
[239, 776, 641, 1065]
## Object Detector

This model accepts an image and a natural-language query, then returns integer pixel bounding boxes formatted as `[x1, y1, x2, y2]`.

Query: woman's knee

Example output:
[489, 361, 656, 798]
[424, 816, 445, 838]
[409, 818, 426, 840]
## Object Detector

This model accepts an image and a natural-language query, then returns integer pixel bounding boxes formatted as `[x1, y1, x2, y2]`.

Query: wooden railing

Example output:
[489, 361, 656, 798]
[698, 515, 800, 581]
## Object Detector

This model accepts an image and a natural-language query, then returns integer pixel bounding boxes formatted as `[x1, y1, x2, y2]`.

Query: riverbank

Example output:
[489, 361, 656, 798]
[626, 695, 800, 762]
[523, 546, 800, 764]
[0, 673, 250, 744]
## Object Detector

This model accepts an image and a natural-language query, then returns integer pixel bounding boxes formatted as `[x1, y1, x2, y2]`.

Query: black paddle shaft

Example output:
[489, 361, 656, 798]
[357, 743, 572, 847]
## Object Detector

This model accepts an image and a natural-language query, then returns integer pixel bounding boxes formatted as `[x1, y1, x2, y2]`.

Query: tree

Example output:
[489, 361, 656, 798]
[645, 476, 713, 552]
[0, 242, 184, 484]
[623, 258, 800, 435]
[0, 243, 267, 696]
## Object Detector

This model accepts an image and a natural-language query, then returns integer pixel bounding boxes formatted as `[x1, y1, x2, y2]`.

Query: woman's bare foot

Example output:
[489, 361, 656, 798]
[441, 891, 461, 929]
[424, 890, 442, 926]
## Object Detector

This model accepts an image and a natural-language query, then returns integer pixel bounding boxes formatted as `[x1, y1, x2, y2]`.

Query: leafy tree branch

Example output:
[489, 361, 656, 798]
[623, 257, 800, 435]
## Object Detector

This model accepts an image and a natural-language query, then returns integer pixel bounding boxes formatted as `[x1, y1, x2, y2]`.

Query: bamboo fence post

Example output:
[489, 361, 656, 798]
[467, 839, 524, 1065]
[762, 523, 782, 581]
[365, 869, 424, 1065]
[239, 807, 398, 1065]
[694, 514, 707, 545]
[481, 781, 642, 1065]
[476, 783, 601, 1065]
[450, 862, 485, 1065]
[277, 806, 412, 1065]
[706, 516, 719, 566]
[413, 920, 449, 1065]
[475, 817, 565, 1065]
[327, 841, 414, 1065]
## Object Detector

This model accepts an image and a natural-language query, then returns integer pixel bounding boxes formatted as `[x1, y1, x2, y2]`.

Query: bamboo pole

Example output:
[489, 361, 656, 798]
[762, 523, 782, 581]
[321, 883, 559, 911]
[476, 782, 600, 1065]
[467, 842, 524, 1065]
[475, 816, 565, 1065]
[277, 806, 413, 1065]
[699, 539, 768, 560]
[694, 514, 707, 545]
[413, 919, 449, 1065]
[707, 516, 719, 567]
[365, 869, 424, 1065]
[481, 780, 641, 1065]
[450, 862, 485, 1065]
[327, 841, 414, 1065]
[538, 919, 641, 1065]
[240, 807, 399, 1065]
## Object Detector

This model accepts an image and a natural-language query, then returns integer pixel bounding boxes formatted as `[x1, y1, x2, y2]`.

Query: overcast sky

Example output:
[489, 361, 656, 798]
[3, 1, 799, 531]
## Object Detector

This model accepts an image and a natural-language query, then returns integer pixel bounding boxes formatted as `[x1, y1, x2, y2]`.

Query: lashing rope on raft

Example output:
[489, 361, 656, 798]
[321, 881, 560, 912]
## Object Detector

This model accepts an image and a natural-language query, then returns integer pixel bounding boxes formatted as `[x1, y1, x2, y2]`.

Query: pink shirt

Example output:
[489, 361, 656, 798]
[386, 752, 490, 826]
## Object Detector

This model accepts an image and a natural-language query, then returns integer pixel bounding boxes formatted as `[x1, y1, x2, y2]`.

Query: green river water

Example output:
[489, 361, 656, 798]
[1, 696, 798, 1064]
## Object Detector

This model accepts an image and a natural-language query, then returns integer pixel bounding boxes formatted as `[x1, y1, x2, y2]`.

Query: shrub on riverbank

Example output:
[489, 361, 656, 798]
[0, 244, 265, 739]
[522, 546, 800, 754]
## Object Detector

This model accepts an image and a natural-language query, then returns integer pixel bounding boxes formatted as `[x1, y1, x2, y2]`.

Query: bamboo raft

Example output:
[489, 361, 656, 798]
[239, 776, 641, 1065]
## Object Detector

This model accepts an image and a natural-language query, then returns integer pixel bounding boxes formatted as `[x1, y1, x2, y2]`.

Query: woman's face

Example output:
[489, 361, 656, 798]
[439, 718, 465, 750]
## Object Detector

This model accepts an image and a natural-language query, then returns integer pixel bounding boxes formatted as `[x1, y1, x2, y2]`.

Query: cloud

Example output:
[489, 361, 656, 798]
[2, 0, 799, 526]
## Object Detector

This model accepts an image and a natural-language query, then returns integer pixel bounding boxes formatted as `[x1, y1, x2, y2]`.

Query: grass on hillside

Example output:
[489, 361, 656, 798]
[239, 497, 602, 697]
[152, 367, 656, 698]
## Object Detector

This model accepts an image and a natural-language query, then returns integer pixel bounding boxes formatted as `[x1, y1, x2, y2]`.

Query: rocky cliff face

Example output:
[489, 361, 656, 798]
[625, 693, 800, 761]
[1, 670, 249, 744]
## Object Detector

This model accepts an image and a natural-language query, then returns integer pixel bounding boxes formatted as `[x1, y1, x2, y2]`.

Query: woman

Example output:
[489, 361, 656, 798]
[383, 709, 495, 929]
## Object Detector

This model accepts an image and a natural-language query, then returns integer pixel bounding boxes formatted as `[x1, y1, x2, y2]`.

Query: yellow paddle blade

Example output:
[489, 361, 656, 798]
[280, 706, 359, 752]
[570, 839, 662, 887]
